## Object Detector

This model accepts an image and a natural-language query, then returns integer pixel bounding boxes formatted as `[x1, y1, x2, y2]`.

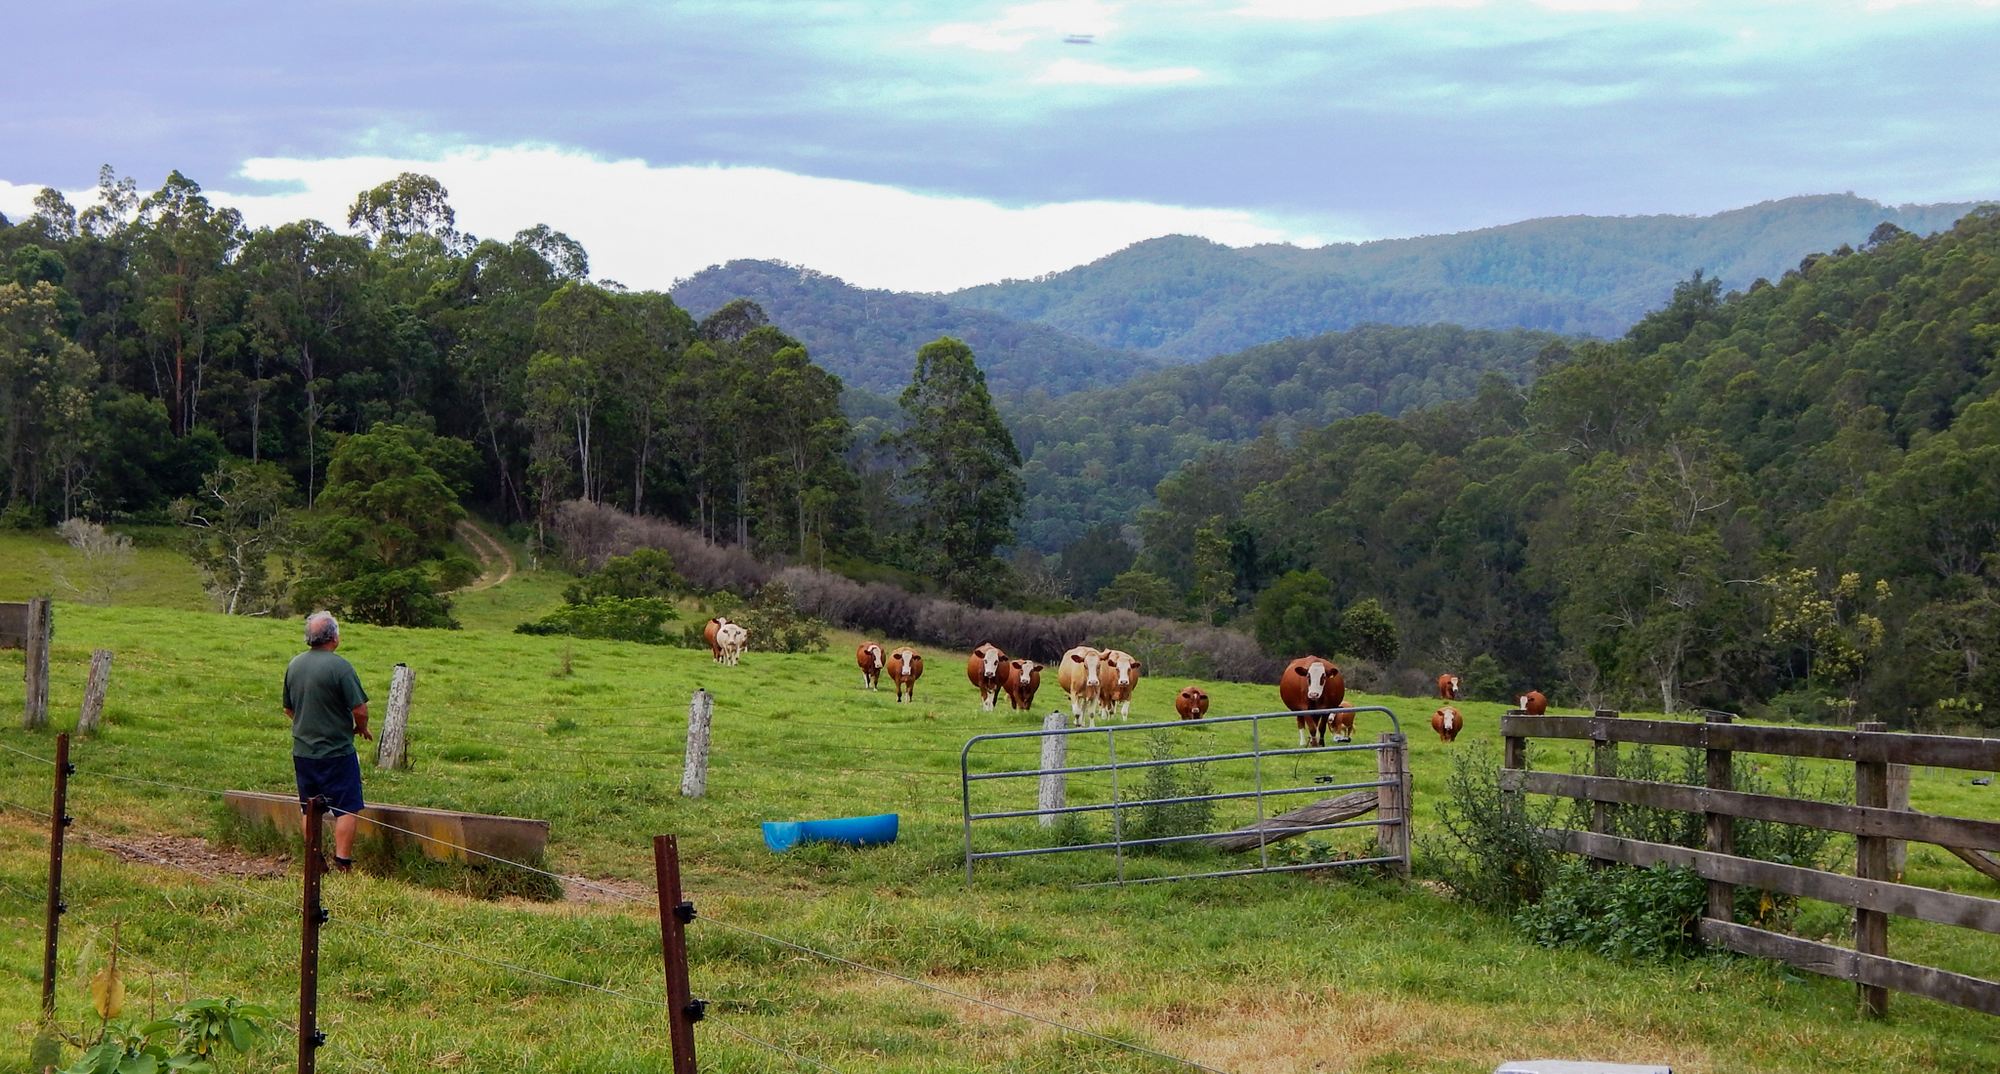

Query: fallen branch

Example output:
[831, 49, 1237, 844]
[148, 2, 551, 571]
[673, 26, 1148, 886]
[1202, 790, 1378, 853]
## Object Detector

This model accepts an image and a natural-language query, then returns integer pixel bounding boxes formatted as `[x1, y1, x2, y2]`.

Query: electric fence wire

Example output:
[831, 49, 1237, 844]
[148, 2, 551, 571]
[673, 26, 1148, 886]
[0, 793, 54, 818]
[0, 740, 58, 764]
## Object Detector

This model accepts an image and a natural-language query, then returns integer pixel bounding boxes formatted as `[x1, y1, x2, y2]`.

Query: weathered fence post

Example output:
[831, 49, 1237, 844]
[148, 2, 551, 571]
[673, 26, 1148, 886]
[652, 834, 702, 1074]
[41, 732, 71, 1021]
[1854, 720, 1890, 1017]
[1588, 709, 1620, 868]
[681, 689, 712, 799]
[1037, 710, 1067, 827]
[77, 649, 113, 735]
[1375, 732, 1410, 875]
[22, 597, 51, 730]
[1887, 763, 1911, 881]
[1704, 711, 1736, 927]
[374, 664, 414, 770]
[298, 796, 327, 1074]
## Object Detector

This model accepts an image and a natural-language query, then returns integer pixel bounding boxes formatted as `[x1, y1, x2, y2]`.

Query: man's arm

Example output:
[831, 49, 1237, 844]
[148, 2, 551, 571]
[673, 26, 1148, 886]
[285, 707, 296, 723]
[351, 703, 371, 741]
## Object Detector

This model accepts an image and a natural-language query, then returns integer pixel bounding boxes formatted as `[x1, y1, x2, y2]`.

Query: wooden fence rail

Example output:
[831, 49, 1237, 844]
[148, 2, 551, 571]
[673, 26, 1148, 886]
[1502, 710, 2000, 1018]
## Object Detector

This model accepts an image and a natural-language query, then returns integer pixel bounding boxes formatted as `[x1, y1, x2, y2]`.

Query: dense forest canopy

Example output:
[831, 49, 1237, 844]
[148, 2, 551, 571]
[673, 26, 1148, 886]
[1127, 211, 2000, 727]
[671, 259, 1159, 396]
[950, 195, 1983, 358]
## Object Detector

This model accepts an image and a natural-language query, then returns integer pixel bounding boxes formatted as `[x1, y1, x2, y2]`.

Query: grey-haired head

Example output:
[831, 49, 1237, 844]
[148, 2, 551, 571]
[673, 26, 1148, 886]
[305, 611, 340, 648]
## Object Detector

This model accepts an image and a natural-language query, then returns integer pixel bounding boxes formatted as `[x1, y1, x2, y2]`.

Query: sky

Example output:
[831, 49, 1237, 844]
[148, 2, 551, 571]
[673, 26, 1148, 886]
[3, 0, 1997, 293]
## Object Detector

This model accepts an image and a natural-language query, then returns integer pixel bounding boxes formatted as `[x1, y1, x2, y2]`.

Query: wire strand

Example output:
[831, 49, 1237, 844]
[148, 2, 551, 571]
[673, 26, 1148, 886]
[0, 740, 58, 764]
[707, 1021, 849, 1073]
[0, 794, 54, 819]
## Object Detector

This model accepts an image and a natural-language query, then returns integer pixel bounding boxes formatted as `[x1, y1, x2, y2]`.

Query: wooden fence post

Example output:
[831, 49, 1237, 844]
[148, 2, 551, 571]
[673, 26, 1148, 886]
[1887, 763, 1911, 881]
[374, 664, 414, 770]
[1855, 720, 1890, 1017]
[1375, 732, 1410, 875]
[41, 733, 71, 1021]
[681, 690, 712, 799]
[1037, 711, 1067, 827]
[77, 649, 113, 735]
[652, 835, 702, 1074]
[22, 597, 51, 730]
[1590, 709, 1620, 860]
[1703, 711, 1737, 928]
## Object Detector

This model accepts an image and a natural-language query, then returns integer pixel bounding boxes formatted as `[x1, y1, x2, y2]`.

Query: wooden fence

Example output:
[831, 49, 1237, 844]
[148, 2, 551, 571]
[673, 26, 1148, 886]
[1501, 710, 2000, 1017]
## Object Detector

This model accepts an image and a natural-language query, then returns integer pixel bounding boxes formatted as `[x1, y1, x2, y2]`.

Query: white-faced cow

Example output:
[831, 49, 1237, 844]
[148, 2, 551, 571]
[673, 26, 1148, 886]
[703, 616, 732, 663]
[889, 646, 923, 703]
[1002, 659, 1044, 712]
[1519, 690, 1548, 716]
[1437, 673, 1460, 701]
[1432, 705, 1463, 742]
[1278, 656, 1347, 747]
[1174, 685, 1210, 721]
[1056, 645, 1105, 727]
[1098, 649, 1142, 721]
[856, 642, 885, 690]
[967, 643, 1007, 711]
[715, 623, 749, 666]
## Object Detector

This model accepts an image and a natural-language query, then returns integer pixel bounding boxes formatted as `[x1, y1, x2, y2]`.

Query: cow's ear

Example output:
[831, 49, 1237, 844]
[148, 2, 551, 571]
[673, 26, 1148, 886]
[1131, 660, 1143, 671]
[1069, 653, 1083, 663]
[1291, 665, 1307, 677]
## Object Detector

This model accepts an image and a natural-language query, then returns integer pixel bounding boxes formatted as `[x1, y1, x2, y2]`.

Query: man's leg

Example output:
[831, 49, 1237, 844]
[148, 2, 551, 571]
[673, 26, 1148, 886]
[332, 812, 359, 861]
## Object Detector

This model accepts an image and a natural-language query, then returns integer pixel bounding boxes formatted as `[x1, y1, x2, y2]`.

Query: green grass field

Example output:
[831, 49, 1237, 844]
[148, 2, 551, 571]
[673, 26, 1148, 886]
[3, 542, 1999, 1071]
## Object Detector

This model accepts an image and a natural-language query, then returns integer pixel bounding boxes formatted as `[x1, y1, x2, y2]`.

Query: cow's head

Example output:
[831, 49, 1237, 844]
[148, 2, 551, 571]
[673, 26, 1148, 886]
[866, 644, 883, 669]
[1446, 675, 1460, 699]
[1179, 687, 1208, 716]
[1012, 659, 1042, 683]
[1294, 660, 1331, 703]
[1069, 649, 1102, 688]
[1107, 652, 1140, 687]
[1519, 694, 1529, 710]
[979, 644, 1002, 679]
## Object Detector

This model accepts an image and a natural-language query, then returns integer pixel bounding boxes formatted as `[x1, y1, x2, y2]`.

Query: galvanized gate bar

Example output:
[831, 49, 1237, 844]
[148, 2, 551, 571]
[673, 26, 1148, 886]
[962, 705, 1408, 887]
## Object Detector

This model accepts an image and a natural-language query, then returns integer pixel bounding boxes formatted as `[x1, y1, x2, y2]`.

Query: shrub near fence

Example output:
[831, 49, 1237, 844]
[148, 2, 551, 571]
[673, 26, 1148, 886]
[553, 501, 1280, 681]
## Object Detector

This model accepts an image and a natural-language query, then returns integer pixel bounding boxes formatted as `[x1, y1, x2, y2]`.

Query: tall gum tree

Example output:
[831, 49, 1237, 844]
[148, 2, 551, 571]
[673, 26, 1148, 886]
[897, 336, 1023, 603]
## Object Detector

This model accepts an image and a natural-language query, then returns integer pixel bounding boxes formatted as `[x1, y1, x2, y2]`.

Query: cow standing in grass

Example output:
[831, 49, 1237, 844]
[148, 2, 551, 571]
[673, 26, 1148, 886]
[1174, 686, 1209, 721]
[1437, 674, 1460, 701]
[704, 617, 732, 663]
[1057, 645, 1105, 726]
[716, 623, 749, 666]
[1002, 659, 1043, 712]
[1432, 706, 1463, 742]
[890, 647, 923, 702]
[1098, 649, 1142, 721]
[1278, 656, 1346, 747]
[967, 643, 1007, 711]
[857, 642, 885, 690]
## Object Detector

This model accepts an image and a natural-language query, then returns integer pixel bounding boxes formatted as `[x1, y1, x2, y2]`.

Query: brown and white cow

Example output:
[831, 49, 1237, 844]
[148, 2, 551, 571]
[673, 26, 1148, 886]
[1278, 656, 1347, 747]
[856, 642, 885, 690]
[889, 646, 923, 703]
[703, 616, 732, 663]
[1437, 673, 1461, 701]
[1432, 705, 1463, 742]
[1174, 685, 1210, 721]
[715, 622, 749, 666]
[1098, 649, 1142, 721]
[1056, 645, 1106, 726]
[1002, 659, 1043, 712]
[1519, 690, 1548, 716]
[967, 643, 1008, 711]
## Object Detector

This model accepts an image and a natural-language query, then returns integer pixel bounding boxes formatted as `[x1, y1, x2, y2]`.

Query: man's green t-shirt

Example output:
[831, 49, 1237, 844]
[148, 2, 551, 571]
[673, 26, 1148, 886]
[283, 649, 368, 759]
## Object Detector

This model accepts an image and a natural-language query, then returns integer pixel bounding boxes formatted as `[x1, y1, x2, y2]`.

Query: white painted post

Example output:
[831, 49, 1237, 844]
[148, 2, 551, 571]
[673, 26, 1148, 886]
[375, 663, 414, 770]
[1038, 710, 1067, 827]
[682, 689, 713, 798]
[77, 649, 113, 735]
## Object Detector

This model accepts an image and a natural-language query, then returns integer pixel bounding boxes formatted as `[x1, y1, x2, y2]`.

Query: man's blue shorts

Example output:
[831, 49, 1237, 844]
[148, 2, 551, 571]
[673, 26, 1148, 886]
[293, 754, 365, 816]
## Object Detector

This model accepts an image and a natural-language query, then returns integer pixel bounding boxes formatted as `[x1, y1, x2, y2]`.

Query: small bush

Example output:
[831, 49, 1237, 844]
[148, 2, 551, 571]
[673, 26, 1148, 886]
[1419, 751, 1563, 912]
[739, 579, 830, 654]
[1515, 860, 1707, 962]
[563, 547, 683, 604]
[1125, 732, 1216, 855]
[515, 597, 679, 644]
[1095, 628, 1216, 679]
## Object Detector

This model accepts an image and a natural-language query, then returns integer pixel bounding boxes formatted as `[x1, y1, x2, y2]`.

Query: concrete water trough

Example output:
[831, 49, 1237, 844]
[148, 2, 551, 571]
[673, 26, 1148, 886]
[224, 790, 550, 864]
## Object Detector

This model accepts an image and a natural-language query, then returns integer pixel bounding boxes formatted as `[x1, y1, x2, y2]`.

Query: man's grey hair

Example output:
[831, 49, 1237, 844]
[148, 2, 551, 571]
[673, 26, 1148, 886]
[305, 611, 340, 647]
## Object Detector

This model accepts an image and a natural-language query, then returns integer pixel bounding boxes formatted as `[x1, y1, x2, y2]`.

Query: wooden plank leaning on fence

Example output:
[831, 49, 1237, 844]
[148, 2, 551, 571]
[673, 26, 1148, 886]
[1502, 711, 2000, 1018]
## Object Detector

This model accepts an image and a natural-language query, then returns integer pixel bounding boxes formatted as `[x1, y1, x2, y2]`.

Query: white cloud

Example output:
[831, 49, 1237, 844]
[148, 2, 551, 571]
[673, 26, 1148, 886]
[5, 145, 1328, 293]
[930, 0, 1121, 52]
[1230, 0, 1483, 18]
[0, 180, 47, 223]
[1034, 58, 1205, 84]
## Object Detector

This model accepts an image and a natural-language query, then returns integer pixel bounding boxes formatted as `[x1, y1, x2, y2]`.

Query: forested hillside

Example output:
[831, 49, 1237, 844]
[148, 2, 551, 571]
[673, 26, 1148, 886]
[952, 195, 1983, 357]
[1002, 323, 1562, 550]
[670, 259, 1159, 395]
[1125, 210, 2000, 727]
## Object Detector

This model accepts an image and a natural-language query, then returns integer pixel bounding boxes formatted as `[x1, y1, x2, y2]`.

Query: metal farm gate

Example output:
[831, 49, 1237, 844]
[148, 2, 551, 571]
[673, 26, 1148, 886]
[960, 707, 1410, 886]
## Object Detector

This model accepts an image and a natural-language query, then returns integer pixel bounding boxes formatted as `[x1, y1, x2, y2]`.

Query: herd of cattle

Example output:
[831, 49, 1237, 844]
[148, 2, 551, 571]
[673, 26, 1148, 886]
[706, 617, 1551, 747]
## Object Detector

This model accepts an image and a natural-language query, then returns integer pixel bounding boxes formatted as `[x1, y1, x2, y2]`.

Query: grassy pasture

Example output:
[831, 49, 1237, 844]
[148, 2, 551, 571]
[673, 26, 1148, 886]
[0, 591, 1997, 1069]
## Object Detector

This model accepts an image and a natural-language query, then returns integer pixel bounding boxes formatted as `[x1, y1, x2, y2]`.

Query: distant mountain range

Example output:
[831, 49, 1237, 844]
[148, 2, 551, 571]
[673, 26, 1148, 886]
[672, 194, 1985, 395]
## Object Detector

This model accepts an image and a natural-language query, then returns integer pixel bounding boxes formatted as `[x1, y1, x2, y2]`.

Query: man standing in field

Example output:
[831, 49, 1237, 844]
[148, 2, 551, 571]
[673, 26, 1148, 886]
[283, 611, 370, 872]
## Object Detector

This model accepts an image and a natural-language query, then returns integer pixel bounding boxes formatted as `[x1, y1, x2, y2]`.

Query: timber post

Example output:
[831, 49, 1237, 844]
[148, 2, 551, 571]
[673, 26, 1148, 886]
[652, 835, 702, 1074]
[23, 597, 52, 730]
[41, 732, 71, 1021]
[298, 796, 328, 1074]
[1854, 720, 1890, 1017]
[1590, 709, 1620, 851]
[77, 649, 113, 735]
[681, 689, 713, 799]
[1704, 711, 1736, 926]
[375, 663, 414, 770]
[1887, 762, 1911, 880]
[1375, 732, 1410, 875]
[1037, 710, 1067, 827]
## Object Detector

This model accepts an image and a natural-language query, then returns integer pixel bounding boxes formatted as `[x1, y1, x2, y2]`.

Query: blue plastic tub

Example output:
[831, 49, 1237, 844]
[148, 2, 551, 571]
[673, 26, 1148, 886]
[762, 813, 900, 852]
